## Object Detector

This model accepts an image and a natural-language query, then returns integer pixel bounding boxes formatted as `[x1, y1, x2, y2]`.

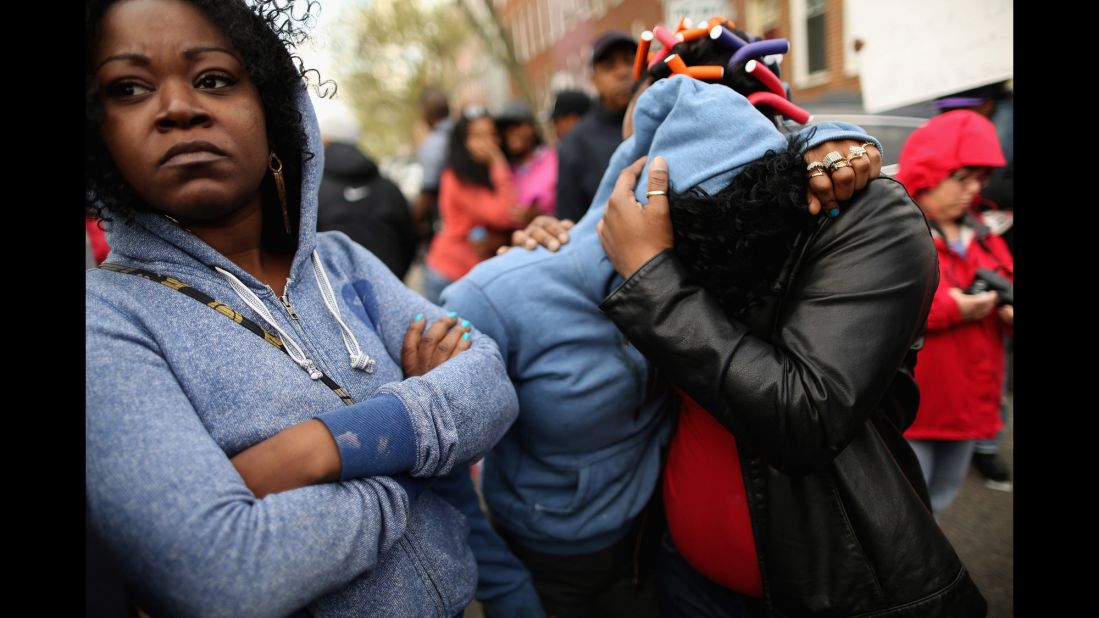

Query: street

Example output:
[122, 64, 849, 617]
[936, 395, 1014, 617]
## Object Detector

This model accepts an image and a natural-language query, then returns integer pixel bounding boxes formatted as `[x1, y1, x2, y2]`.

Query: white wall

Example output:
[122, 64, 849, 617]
[847, 0, 1012, 112]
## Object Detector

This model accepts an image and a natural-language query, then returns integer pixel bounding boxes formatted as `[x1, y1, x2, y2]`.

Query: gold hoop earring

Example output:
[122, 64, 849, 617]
[269, 152, 291, 235]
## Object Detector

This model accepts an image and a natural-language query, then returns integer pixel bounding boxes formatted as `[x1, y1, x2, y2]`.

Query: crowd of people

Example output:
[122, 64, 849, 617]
[86, 1, 1013, 616]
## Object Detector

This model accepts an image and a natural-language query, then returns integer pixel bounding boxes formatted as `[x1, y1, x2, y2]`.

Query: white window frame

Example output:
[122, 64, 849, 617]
[790, 0, 830, 88]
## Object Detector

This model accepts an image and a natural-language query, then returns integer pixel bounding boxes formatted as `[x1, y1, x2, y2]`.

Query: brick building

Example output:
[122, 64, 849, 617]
[499, 0, 863, 113]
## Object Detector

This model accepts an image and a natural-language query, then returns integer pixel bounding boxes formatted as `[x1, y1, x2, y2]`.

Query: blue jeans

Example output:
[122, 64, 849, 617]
[657, 531, 748, 618]
[908, 439, 977, 514]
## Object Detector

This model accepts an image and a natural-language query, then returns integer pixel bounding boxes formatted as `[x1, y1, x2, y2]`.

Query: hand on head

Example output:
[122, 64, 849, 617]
[597, 156, 674, 279]
[803, 141, 882, 216]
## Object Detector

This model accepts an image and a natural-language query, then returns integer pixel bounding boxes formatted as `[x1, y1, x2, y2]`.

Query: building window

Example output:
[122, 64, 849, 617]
[806, 0, 827, 75]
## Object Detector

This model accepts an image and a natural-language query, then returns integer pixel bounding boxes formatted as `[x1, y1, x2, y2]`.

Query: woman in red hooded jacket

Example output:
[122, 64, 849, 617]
[896, 110, 1013, 514]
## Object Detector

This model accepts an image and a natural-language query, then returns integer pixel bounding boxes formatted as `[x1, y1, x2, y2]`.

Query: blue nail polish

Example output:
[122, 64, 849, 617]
[447, 311, 458, 318]
[462, 332, 471, 341]
[461, 320, 471, 328]
[828, 207, 840, 218]
[413, 313, 424, 322]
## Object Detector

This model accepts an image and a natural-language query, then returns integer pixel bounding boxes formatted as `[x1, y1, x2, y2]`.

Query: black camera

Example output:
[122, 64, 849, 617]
[965, 268, 1013, 306]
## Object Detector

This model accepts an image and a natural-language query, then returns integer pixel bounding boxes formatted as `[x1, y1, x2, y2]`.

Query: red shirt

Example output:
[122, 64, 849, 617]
[664, 390, 762, 598]
[425, 163, 519, 281]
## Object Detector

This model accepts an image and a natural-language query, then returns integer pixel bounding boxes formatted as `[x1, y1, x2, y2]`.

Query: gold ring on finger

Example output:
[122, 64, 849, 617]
[822, 151, 848, 173]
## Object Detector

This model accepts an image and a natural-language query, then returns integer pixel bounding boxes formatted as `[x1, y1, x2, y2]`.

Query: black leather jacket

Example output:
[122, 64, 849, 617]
[601, 179, 987, 617]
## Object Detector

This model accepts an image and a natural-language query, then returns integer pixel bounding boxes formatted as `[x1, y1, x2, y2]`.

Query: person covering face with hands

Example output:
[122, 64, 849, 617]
[591, 37, 985, 615]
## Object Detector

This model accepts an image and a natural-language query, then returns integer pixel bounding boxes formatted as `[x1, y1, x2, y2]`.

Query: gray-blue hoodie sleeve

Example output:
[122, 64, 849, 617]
[322, 237, 519, 479]
[86, 292, 415, 618]
[794, 121, 883, 159]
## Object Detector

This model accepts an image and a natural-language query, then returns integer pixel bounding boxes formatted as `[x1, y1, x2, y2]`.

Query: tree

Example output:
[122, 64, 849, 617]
[333, 0, 486, 158]
[455, 0, 537, 113]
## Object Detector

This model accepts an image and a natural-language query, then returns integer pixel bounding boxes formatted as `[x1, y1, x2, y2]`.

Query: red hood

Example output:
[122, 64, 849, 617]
[896, 110, 1006, 197]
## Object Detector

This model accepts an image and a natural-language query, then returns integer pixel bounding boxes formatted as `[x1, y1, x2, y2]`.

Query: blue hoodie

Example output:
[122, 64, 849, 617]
[85, 83, 519, 617]
[442, 75, 882, 595]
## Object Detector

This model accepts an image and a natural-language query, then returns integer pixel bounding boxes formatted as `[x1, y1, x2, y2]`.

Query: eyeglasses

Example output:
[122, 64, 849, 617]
[948, 168, 990, 186]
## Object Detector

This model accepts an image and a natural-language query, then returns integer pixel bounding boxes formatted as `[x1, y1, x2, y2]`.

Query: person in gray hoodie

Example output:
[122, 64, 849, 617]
[85, 1, 518, 616]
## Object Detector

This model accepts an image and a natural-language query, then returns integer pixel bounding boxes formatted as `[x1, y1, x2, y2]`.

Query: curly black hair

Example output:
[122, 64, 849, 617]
[86, 0, 330, 251]
[445, 112, 495, 190]
[668, 136, 815, 318]
[641, 24, 816, 316]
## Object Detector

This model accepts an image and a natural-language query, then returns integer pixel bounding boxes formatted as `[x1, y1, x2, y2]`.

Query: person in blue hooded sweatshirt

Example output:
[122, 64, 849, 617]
[438, 22, 899, 617]
[84, 1, 521, 616]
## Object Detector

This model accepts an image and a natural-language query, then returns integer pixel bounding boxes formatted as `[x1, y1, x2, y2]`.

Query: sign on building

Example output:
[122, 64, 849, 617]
[663, 0, 737, 30]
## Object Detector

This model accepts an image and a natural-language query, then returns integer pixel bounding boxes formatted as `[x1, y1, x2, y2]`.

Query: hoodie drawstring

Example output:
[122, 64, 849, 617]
[215, 251, 376, 381]
[310, 250, 376, 373]
[215, 266, 324, 380]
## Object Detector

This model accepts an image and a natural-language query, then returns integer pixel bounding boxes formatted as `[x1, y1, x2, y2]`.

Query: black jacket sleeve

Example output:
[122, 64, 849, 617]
[599, 180, 938, 475]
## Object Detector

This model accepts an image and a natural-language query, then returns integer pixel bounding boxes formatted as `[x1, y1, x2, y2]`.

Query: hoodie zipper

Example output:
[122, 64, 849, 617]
[279, 279, 300, 320]
[268, 280, 327, 376]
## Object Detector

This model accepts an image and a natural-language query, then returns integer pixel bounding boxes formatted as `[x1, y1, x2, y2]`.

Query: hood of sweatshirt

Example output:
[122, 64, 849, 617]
[896, 109, 1005, 197]
[101, 84, 325, 292]
[562, 74, 793, 293]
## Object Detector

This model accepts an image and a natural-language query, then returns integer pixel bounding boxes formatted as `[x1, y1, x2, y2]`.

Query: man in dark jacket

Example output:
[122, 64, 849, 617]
[549, 89, 591, 141]
[316, 102, 417, 279]
[555, 30, 636, 223]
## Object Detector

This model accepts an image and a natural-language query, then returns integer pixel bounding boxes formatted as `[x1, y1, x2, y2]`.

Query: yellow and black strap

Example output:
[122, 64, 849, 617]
[99, 262, 355, 406]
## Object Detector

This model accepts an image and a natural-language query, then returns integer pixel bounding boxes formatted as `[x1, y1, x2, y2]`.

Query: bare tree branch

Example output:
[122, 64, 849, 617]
[456, 0, 538, 111]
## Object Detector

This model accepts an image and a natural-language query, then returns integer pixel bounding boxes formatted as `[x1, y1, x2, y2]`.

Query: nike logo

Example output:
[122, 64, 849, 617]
[343, 185, 371, 202]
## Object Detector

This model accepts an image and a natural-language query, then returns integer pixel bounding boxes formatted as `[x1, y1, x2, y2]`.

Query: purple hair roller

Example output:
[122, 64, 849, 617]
[709, 25, 748, 50]
[728, 39, 790, 69]
[934, 97, 986, 109]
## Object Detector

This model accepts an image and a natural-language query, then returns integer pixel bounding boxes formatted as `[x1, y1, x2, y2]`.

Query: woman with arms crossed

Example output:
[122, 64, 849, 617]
[85, 1, 517, 615]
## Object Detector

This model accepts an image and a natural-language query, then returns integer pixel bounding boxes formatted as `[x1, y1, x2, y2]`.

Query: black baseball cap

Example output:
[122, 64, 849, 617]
[550, 90, 592, 119]
[591, 30, 637, 67]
